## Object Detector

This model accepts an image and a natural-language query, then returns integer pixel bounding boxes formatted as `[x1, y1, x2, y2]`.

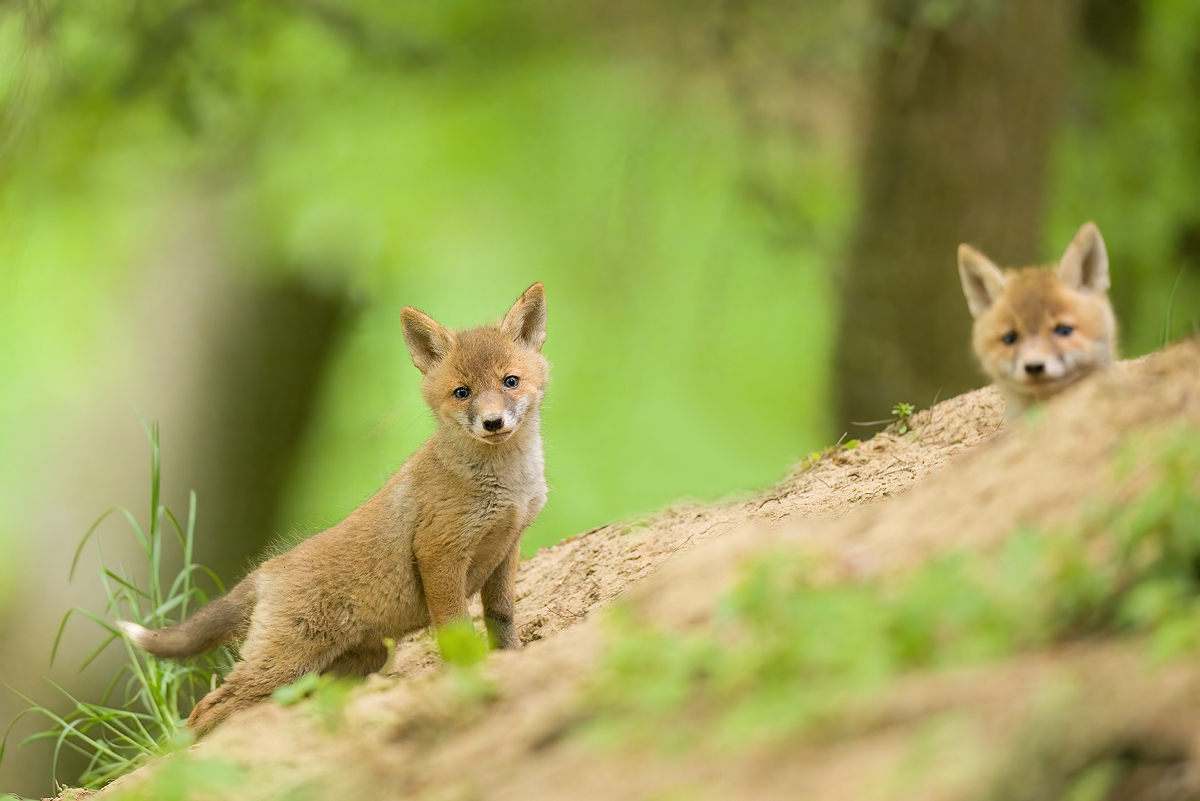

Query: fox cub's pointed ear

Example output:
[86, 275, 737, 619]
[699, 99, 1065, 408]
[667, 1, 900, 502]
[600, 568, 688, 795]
[958, 244, 1007, 319]
[401, 308, 456, 374]
[1057, 222, 1110, 294]
[500, 282, 547, 351]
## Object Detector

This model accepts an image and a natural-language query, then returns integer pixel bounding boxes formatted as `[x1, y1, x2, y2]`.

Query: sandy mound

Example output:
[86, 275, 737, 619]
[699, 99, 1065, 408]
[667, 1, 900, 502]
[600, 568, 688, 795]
[385, 379, 1004, 679]
[94, 339, 1200, 801]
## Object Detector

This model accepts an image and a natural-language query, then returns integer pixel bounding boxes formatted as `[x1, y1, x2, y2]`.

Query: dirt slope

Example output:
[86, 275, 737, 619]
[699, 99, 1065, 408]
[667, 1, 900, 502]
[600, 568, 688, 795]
[97, 339, 1200, 801]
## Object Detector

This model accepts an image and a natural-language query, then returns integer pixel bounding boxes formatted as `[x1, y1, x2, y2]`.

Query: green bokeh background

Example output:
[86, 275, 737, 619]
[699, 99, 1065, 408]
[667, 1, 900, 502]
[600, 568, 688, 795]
[3, 0, 1200, 578]
[0, 4, 852, 577]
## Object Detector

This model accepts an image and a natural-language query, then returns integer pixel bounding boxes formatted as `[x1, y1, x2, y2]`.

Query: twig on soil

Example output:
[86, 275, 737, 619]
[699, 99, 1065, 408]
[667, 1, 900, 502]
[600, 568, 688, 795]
[810, 471, 833, 489]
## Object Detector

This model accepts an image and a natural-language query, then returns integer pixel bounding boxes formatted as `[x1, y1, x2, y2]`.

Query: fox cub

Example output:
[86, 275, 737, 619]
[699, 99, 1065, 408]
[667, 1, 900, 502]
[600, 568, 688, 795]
[958, 222, 1116, 420]
[120, 283, 550, 735]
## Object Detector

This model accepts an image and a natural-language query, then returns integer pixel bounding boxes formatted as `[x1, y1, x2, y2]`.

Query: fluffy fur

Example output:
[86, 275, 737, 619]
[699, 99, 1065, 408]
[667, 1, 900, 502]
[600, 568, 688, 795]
[958, 222, 1117, 420]
[121, 283, 550, 735]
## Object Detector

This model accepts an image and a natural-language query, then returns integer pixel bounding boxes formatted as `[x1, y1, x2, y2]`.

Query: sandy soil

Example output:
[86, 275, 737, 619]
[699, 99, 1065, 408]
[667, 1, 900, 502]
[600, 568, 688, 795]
[90, 339, 1200, 801]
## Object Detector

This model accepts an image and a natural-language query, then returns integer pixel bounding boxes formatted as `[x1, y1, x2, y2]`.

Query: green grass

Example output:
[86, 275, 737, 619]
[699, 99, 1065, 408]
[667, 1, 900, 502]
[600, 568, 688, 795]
[587, 426, 1200, 751]
[1, 422, 232, 788]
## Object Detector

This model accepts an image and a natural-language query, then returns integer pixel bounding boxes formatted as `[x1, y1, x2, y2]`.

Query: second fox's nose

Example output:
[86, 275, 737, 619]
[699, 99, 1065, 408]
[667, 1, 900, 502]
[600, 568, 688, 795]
[483, 417, 504, 432]
[1025, 362, 1046, 376]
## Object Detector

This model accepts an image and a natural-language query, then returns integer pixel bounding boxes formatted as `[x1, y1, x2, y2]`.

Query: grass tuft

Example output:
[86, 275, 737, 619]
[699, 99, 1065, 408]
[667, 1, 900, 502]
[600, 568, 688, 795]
[2, 421, 232, 788]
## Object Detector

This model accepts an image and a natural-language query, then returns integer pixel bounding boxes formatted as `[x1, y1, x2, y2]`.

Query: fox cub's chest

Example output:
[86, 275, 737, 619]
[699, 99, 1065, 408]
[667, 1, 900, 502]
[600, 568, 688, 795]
[461, 452, 544, 537]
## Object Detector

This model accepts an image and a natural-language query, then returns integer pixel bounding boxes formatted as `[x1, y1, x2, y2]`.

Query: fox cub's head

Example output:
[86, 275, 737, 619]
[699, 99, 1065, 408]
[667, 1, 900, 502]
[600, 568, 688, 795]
[958, 222, 1117, 413]
[401, 283, 549, 445]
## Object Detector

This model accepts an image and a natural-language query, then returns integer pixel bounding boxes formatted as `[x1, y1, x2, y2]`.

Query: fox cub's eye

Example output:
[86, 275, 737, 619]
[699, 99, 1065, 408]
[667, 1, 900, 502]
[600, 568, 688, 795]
[1001, 331, 1018, 345]
[503, 376, 520, 389]
[453, 387, 471, 400]
[1054, 324, 1074, 337]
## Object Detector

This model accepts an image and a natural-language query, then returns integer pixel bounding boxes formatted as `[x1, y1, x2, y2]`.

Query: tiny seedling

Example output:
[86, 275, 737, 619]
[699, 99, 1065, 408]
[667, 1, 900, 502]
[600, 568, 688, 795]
[891, 403, 916, 435]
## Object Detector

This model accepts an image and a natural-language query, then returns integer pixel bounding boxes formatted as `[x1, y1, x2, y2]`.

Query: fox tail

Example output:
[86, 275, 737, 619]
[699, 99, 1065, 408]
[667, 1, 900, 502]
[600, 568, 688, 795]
[118, 576, 257, 659]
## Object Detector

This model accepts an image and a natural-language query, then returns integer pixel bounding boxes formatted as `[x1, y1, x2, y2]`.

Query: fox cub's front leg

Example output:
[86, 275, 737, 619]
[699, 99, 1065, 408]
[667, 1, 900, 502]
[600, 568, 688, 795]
[414, 535, 471, 629]
[481, 542, 520, 649]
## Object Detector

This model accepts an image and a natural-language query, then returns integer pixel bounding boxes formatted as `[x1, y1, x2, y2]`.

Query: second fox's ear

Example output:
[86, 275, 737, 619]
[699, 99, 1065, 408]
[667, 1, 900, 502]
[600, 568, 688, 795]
[1058, 221, 1110, 294]
[500, 282, 547, 351]
[958, 244, 1007, 319]
[401, 308, 456, 374]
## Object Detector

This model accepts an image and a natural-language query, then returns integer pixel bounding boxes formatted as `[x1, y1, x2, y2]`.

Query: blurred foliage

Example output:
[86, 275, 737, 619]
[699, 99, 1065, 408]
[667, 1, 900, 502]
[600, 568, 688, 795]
[270, 671, 356, 732]
[0, 0, 859, 574]
[435, 619, 490, 668]
[0, 0, 1195, 577]
[1049, 0, 1200, 351]
[104, 756, 246, 801]
[587, 426, 1200, 750]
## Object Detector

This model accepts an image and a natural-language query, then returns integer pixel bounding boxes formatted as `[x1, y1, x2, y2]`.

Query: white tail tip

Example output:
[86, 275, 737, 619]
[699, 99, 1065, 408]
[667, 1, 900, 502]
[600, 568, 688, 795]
[117, 621, 152, 648]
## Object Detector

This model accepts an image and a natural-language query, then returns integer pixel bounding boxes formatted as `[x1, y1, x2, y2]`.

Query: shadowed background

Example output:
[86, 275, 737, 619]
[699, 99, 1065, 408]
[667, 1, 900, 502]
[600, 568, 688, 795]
[2, 0, 1199, 795]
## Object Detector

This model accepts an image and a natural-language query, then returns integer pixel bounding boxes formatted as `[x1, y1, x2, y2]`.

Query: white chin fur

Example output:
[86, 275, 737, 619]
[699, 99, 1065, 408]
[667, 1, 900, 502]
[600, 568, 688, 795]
[117, 620, 152, 646]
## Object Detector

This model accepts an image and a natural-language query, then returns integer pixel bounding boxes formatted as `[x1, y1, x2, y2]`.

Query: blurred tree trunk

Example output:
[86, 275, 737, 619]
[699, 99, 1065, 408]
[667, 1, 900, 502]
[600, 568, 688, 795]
[833, 0, 1075, 432]
[187, 279, 357, 584]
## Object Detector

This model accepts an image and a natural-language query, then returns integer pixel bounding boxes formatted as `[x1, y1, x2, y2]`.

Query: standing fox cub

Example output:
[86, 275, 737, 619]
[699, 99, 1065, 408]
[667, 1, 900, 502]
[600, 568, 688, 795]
[120, 283, 550, 735]
[958, 222, 1117, 419]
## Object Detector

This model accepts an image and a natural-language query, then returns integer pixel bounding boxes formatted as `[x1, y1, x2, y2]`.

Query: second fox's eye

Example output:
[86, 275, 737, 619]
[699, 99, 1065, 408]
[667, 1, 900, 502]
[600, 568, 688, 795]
[453, 387, 471, 400]
[1054, 324, 1074, 337]
[1001, 331, 1018, 345]
[503, 376, 520, 389]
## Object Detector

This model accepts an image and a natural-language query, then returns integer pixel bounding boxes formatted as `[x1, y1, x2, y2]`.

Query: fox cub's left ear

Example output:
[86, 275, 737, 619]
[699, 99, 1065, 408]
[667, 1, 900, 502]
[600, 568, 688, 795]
[958, 244, 1007, 319]
[401, 308, 456, 374]
[501, 282, 547, 351]
[1057, 222, 1110, 294]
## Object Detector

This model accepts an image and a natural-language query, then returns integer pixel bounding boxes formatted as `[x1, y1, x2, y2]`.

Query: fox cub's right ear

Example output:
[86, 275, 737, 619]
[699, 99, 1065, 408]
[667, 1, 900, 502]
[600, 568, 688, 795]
[1057, 221, 1110, 295]
[501, 282, 547, 352]
[401, 308, 456, 374]
[958, 244, 1007, 319]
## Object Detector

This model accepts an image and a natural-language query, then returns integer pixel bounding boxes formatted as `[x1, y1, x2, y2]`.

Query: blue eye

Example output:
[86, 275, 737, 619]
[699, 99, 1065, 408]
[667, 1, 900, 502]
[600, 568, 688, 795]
[503, 376, 519, 389]
[1054, 324, 1074, 337]
[1001, 331, 1018, 345]
[453, 387, 471, 400]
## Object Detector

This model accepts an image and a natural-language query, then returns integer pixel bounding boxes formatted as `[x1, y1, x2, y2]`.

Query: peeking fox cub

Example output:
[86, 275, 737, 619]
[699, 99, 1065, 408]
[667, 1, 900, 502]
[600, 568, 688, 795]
[958, 222, 1117, 420]
[120, 283, 550, 735]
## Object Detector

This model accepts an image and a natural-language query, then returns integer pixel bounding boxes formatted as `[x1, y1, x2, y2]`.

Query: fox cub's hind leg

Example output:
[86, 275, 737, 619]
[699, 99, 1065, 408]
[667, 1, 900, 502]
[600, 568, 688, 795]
[187, 632, 333, 735]
[326, 640, 390, 678]
[482, 542, 521, 650]
[189, 638, 388, 734]
[188, 657, 306, 735]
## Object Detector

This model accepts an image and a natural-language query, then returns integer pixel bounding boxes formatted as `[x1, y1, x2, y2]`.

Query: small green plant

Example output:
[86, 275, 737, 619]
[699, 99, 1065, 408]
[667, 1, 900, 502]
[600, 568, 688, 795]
[891, 402, 916, 435]
[104, 754, 245, 801]
[437, 620, 499, 707]
[271, 672, 357, 732]
[1, 422, 232, 788]
[588, 426, 1200, 751]
[437, 620, 491, 668]
[798, 438, 859, 471]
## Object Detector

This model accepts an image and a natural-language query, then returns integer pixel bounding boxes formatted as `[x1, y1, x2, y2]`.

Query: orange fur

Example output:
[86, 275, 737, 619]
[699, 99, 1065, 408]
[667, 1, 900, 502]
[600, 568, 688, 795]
[958, 223, 1117, 420]
[121, 283, 550, 735]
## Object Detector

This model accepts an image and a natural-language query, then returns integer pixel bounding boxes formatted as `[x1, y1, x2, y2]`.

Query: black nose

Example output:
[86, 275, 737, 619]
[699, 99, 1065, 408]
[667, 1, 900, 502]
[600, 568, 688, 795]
[483, 417, 504, 432]
[1025, 362, 1045, 376]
